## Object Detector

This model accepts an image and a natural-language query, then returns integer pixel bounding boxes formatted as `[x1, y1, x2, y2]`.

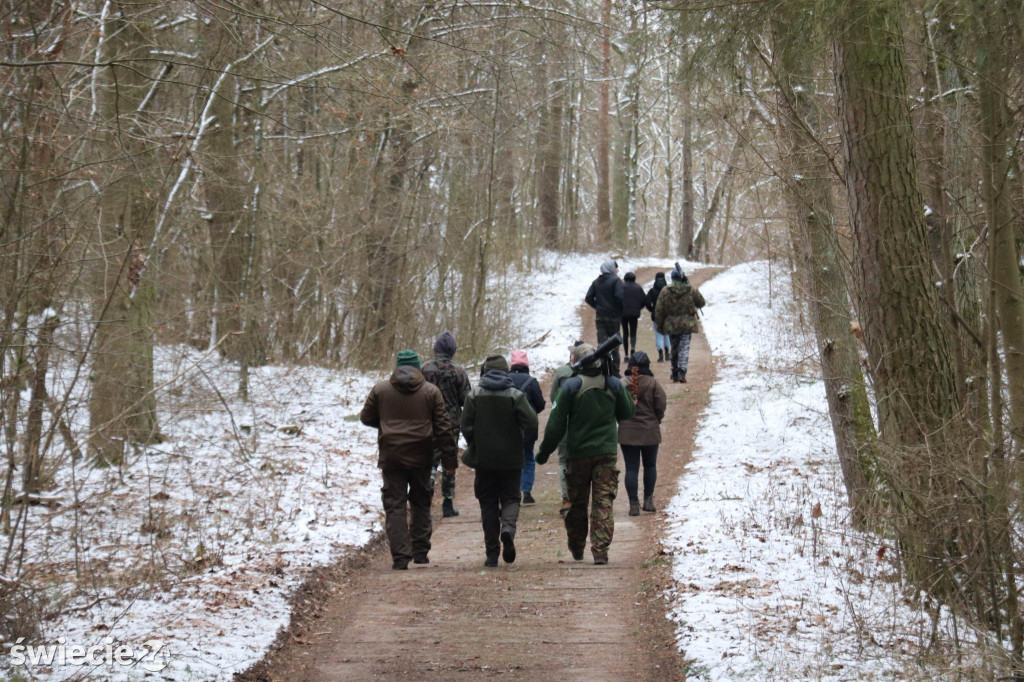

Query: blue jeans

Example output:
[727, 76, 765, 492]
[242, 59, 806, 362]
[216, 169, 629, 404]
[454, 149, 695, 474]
[652, 321, 670, 350]
[520, 439, 536, 493]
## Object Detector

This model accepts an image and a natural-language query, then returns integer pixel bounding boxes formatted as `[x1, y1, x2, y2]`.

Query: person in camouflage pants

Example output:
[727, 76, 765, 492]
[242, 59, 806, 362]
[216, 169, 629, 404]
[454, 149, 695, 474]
[535, 344, 634, 564]
[421, 331, 472, 517]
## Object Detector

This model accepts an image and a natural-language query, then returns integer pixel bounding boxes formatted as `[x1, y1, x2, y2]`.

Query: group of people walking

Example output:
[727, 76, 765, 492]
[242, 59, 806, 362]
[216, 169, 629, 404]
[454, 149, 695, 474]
[359, 259, 705, 569]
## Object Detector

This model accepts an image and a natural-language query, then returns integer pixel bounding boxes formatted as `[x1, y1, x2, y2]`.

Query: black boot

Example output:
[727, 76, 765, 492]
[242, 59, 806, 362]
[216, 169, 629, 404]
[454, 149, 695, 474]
[442, 498, 459, 517]
[657, 349, 664, 363]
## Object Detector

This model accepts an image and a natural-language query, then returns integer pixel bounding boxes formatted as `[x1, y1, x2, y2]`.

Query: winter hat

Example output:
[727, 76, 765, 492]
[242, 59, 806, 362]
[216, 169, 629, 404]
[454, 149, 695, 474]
[572, 343, 597, 366]
[567, 339, 585, 352]
[654, 272, 666, 282]
[600, 259, 618, 275]
[671, 261, 686, 281]
[482, 354, 510, 374]
[396, 350, 421, 369]
[510, 350, 529, 367]
[624, 272, 636, 282]
[433, 331, 457, 358]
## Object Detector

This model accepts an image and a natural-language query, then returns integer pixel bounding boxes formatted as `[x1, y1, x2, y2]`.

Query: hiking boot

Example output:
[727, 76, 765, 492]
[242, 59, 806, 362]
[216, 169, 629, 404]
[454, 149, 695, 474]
[501, 530, 516, 564]
[657, 349, 664, 363]
[412, 554, 429, 564]
[521, 492, 536, 505]
[442, 498, 459, 517]
[392, 560, 409, 570]
[593, 555, 608, 565]
[642, 496, 656, 513]
[569, 544, 584, 561]
[484, 557, 498, 568]
[679, 373, 687, 383]
[628, 502, 640, 516]
[559, 498, 571, 517]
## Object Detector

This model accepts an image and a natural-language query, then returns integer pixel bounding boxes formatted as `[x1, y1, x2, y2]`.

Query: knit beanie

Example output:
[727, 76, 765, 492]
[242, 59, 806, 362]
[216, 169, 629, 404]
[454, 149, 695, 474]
[396, 350, 421, 369]
[629, 350, 650, 367]
[482, 354, 509, 374]
[433, 331, 457, 358]
[624, 272, 636, 282]
[510, 350, 529, 367]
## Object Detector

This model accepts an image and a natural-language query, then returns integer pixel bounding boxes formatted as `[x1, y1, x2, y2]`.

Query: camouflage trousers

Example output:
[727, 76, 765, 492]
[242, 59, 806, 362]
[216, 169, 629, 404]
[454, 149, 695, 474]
[564, 454, 619, 560]
[557, 440, 569, 500]
[431, 428, 458, 500]
[670, 332, 692, 379]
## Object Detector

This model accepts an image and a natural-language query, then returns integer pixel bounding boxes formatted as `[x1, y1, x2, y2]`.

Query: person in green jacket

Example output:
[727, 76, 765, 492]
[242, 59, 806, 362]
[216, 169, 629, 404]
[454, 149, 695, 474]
[536, 344, 635, 565]
[551, 341, 584, 517]
[461, 355, 538, 567]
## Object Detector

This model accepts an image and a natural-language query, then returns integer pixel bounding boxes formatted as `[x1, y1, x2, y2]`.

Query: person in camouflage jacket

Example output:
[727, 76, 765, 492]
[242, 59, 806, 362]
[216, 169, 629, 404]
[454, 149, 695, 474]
[421, 331, 472, 517]
[654, 264, 706, 383]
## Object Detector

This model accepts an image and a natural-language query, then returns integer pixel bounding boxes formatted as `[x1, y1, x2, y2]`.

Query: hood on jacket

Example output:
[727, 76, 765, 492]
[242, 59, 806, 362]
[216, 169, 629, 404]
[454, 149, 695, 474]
[600, 259, 618, 275]
[624, 272, 636, 282]
[433, 331, 457, 358]
[480, 369, 514, 390]
[390, 365, 425, 394]
[654, 272, 667, 284]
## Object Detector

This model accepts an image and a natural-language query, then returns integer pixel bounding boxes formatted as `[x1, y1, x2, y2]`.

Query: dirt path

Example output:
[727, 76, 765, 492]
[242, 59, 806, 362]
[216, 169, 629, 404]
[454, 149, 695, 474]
[245, 267, 719, 681]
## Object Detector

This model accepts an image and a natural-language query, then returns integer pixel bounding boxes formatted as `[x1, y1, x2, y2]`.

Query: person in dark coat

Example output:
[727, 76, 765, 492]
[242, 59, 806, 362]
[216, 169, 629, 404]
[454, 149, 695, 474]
[645, 272, 670, 362]
[620, 272, 647, 359]
[421, 331, 472, 518]
[360, 350, 457, 570]
[584, 258, 624, 377]
[619, 352, 667, 515]
[461, 355, 538, 566]
[654, 264, 706, 383]
[507, 350, 545, 504]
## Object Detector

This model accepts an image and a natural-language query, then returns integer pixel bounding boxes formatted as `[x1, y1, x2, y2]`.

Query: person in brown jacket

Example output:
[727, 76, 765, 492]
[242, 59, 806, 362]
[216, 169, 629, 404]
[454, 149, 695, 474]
[360, 350, 457, 570]
[619, 352, 667, 516]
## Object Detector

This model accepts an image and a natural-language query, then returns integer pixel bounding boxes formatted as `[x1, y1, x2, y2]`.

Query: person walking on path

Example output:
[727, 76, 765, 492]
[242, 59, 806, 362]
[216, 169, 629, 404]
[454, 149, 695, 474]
[620, 272, 647, 359]
[421, 331, 472, 518]
[461, 355, 538, 567]
[585, 259, 624, 377]
[645, 272, 670, 363]
[620, 352, 667, 515]
[551, 341, 584, 517]
[536, 344, 634, 565]
[360, 350, 457, 570]
[506, 350, 545, 505]
[654, 264, 706, 383]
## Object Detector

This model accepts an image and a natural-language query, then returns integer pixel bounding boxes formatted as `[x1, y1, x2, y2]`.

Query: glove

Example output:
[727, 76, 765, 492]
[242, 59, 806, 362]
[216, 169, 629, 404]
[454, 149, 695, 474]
[535, 450, 550, 465]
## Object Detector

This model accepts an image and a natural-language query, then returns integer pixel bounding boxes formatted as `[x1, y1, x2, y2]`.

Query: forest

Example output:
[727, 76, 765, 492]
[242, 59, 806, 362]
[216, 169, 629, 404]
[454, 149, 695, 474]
[3, 0, 1024, 678]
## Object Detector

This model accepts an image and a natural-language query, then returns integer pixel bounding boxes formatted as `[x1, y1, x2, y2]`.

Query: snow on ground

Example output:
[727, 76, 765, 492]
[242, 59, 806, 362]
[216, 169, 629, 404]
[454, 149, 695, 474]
[6, 251, 696, 680]
[664, 261, 988, 680]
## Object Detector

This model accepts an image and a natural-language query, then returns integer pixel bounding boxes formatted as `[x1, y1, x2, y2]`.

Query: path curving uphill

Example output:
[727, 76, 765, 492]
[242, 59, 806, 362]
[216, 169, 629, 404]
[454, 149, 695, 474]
[243, 266, 719, 681]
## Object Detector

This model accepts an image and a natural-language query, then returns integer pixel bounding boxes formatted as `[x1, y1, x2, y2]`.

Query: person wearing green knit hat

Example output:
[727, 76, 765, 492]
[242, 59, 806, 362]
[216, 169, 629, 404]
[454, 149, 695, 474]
[360, 348, 455, 569]
[395, 349, 421, 369]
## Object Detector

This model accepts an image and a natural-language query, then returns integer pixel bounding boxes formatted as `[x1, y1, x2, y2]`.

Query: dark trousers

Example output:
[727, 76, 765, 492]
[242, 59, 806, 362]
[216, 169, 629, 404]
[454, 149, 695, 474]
[565, 455, 619, 559]
[670, 332, 692, 379]
[621, 444, 659, 504]
[596, 316, 621, 376]
[474, 468, 522, 560]
[431, 426, 459, 500]
[381, 466, 433, 564]
[620, 316, 639, 358]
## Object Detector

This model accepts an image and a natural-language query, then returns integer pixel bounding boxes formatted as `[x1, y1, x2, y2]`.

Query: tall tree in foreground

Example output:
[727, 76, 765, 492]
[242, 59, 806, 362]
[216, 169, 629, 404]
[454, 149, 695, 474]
[89, 1, 162, 465]
[770, 7, 876, 524]
[596, 0, 613, 244]
[832, 0, 960, 587]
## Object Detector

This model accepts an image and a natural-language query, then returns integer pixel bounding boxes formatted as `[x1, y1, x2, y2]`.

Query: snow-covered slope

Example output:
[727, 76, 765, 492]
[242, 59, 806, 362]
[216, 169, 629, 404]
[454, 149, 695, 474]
[664, 261, 985, 680]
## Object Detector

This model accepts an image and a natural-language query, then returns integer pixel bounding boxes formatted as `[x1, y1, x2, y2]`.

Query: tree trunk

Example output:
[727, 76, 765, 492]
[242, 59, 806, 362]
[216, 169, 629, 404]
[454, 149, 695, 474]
[679, 89, 694, 258]
[773, 11, 877, 525]
[691, 109, 753, 261]
[833, 0, 959, 587]
[89, 1, 161, 465]
[596, 0, 612, 244]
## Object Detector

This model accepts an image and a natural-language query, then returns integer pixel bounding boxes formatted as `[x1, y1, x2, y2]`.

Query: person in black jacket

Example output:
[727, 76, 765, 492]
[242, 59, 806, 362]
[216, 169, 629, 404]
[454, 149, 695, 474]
[645, 272, 670, 362]
[585, 258, 624, 376]
[462, 355, 538, 566]
[620, 272, 647, 359]
[507, 350, 546, 504]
